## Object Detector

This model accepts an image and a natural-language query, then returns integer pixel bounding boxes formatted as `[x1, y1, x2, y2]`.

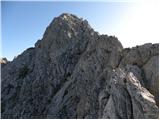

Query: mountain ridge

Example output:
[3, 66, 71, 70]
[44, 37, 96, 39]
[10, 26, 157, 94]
[1, 13, 159, 119]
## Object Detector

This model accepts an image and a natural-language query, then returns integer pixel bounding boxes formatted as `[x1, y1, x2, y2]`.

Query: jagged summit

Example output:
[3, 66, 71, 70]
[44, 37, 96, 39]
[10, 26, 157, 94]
[36, 13, 100, 57]
[43, 13, 93, 38]
[1, 13, 159, 119]
[59, 13, 81, 21]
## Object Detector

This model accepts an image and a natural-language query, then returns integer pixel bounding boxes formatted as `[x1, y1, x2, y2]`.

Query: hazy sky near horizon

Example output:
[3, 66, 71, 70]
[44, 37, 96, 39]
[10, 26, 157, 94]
[1, 1, 160, 60]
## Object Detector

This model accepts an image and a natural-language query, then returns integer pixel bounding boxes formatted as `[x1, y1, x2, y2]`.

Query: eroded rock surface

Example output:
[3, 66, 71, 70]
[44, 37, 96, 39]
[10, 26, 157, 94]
[1, 13, 159, 119]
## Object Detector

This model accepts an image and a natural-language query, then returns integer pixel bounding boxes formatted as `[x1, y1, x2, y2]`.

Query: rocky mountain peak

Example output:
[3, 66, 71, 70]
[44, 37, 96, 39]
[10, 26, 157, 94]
[59, 13, 81, 21]
[43, 13, 92, 37]
[1, 13, 159, 119]
[36, 13, 97, 58]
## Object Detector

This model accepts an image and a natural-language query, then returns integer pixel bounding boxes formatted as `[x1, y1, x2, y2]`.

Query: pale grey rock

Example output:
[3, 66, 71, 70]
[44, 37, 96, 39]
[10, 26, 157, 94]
[119, 43, 159, 106]
[126, 70, 158, 119]
[143, 56, 159, 106]
[1, 13, 159, 119]
[120, 43, 158, 67]
[100, 65, 158, 119]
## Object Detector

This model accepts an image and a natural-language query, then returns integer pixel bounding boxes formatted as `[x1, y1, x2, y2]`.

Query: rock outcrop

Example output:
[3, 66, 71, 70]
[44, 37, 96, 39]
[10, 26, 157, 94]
[0, 58, 9, 64]
[1, 13, 159, 119]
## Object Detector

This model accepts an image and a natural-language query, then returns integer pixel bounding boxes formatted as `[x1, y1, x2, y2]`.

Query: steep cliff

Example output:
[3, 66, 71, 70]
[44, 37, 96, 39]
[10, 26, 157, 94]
[1, 13, 159, 119]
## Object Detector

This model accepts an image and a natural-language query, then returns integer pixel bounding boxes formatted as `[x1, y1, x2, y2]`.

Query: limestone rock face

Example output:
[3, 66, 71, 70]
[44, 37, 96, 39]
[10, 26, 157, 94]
[1, 13, 159, 119]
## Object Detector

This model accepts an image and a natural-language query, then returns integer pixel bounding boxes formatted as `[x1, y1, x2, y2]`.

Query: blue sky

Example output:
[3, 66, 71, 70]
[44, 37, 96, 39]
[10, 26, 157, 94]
[1, 1, 160, 60]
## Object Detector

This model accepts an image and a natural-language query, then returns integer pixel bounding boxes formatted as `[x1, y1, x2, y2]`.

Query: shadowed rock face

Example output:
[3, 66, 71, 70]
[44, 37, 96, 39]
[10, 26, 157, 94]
[1, 13, 159, 119]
